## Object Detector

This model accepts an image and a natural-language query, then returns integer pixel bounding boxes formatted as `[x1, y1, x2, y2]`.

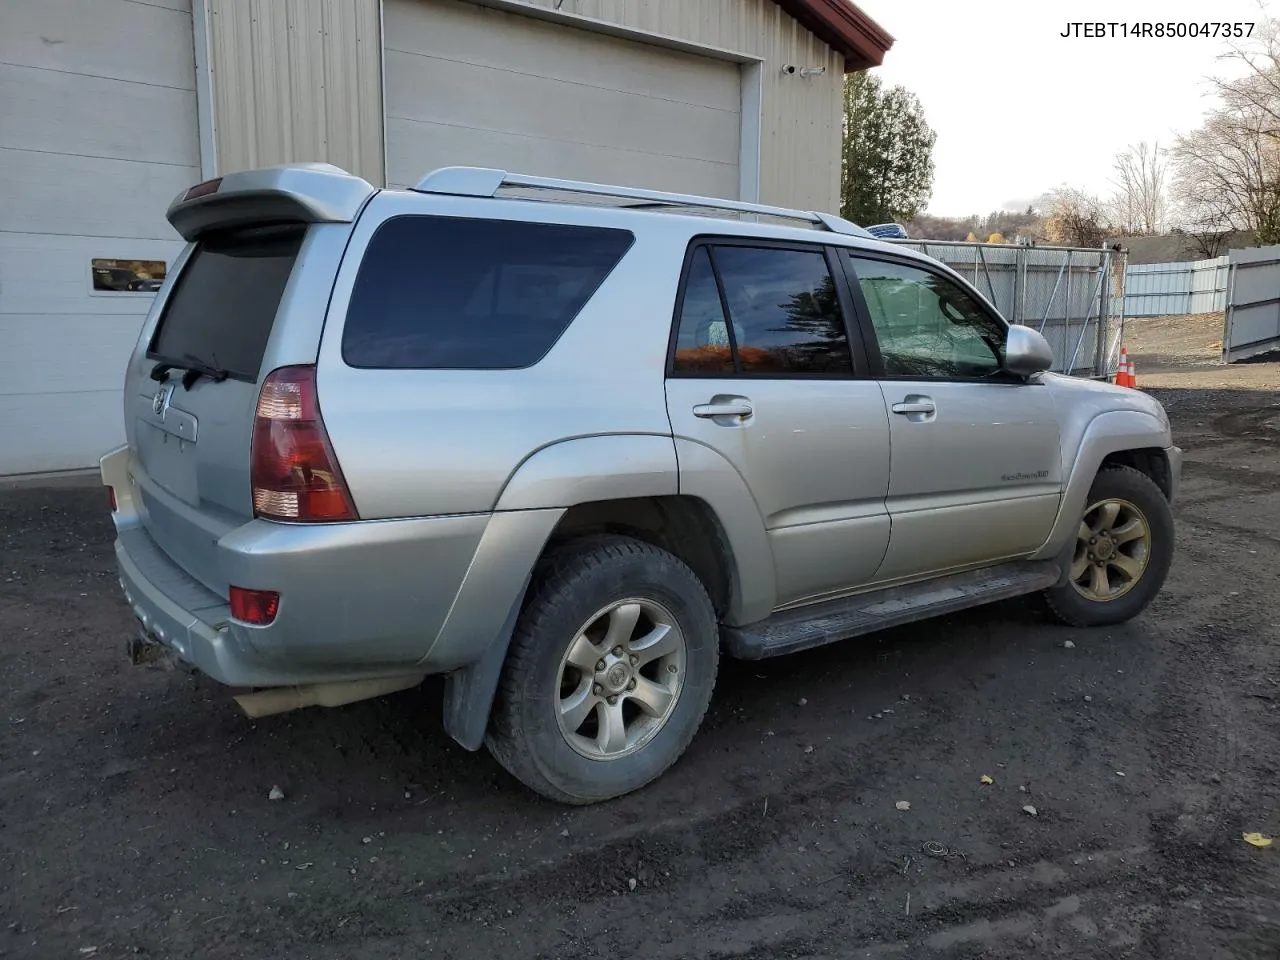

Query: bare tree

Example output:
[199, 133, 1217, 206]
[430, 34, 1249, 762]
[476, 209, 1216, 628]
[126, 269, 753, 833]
[1170, 99, 1280, 245]
[1110, 141, 1168, 235]
[1176, 189, 1239, 259]
[1211, 17, 1280, 138]
[1168, 16, 1280, 246]
[1040, 187, 1109, 247]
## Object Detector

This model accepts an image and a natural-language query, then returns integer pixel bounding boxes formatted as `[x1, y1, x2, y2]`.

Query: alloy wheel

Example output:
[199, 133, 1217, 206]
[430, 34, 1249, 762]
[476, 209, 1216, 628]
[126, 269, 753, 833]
[1070, 498, 1152, 602]
[555, 598, 686, 760]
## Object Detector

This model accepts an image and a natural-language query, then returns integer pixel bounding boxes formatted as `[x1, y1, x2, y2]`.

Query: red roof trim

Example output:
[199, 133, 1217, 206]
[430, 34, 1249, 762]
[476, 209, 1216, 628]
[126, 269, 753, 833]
[775, 0, 894, 72]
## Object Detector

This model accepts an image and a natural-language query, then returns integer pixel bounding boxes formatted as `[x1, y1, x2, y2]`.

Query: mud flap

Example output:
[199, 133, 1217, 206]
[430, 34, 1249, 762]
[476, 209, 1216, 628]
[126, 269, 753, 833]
[441, 576, 530, 752]
[1051, 535, 1076, 588]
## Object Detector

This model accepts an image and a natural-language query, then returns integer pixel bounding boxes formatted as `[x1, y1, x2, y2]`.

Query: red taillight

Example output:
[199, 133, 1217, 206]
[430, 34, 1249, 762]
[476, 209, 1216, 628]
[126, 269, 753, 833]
[183, 177, 222, 201]
[250, 366, 357, 522]
[229, 586, 280, 625]
[107, 486, 117, 512]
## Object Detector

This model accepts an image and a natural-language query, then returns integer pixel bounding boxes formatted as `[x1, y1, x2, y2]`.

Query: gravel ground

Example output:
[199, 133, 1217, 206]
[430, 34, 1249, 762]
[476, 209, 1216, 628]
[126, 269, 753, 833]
[1, 316, 1278, 959]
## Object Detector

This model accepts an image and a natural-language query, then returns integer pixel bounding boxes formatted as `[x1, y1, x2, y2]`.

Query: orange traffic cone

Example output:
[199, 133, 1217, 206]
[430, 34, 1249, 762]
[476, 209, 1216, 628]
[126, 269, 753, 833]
[1128, 360, 1138, 389]
[1117, 347, 1129, 385]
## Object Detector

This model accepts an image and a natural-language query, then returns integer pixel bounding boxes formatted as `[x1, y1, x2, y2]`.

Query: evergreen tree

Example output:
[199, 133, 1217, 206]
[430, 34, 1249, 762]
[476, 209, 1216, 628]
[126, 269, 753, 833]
[841, 73, 937, 226]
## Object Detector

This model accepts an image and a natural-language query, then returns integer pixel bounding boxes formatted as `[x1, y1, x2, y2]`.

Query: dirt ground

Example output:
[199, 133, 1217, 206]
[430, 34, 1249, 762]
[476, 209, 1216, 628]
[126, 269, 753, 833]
[2, 315, 1278, 960]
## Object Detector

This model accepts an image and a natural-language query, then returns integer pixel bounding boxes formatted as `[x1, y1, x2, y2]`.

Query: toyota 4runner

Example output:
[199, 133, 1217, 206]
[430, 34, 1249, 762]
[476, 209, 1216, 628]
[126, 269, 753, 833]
[101, 163, 1181, 803]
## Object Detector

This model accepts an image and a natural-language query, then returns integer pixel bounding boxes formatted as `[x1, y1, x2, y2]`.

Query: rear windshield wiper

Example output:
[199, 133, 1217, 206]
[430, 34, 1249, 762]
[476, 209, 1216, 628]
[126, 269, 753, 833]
[149, 353, 231, 390]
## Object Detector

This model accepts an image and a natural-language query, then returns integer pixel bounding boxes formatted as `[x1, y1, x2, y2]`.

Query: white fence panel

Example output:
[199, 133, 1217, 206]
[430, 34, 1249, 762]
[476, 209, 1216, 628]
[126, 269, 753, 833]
[1224, 245, 1280, 362]
[1122, 256, 1230, 317]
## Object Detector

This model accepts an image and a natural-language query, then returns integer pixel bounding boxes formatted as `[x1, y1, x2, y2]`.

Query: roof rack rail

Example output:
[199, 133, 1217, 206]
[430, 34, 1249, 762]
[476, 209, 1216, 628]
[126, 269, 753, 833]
[410, 166, 872, 238]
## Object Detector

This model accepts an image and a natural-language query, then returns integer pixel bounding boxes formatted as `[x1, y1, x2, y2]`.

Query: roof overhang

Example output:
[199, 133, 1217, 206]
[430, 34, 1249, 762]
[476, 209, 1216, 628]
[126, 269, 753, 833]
[775, 0, 894, 72]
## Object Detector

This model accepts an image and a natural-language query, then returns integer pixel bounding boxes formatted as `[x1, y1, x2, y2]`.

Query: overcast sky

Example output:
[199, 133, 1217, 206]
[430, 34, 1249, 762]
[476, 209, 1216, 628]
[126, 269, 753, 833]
[852, 0, 1272, 217]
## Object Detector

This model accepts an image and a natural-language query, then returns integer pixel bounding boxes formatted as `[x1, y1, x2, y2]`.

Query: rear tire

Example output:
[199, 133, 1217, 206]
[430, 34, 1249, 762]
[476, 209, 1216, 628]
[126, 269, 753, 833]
[1042, 465, 1173, 627]
[486, 535, 719, 804]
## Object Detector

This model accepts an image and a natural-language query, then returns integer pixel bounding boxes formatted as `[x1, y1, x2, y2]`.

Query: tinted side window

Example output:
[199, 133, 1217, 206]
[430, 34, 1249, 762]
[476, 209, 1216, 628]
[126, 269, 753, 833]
[848, 256, 1005, 379]
[671, 247, 735, 374]
[343, 216, 633, 369]
[671, 245, 853, 376]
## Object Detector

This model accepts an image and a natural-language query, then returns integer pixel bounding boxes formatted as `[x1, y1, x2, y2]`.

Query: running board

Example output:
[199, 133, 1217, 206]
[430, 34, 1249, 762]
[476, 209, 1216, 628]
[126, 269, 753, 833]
[722, 560, 1061, 660]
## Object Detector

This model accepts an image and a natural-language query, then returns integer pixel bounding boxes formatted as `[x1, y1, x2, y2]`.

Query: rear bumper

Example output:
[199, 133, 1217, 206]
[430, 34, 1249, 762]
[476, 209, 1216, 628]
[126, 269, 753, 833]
[102, 446, 562, 688]
[116, 526, 280, 686]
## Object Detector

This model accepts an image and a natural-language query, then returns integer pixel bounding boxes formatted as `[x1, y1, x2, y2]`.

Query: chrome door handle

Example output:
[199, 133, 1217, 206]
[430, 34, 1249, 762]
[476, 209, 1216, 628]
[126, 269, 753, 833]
[891, 398, 936, 415]
[693, 399, 753, 419]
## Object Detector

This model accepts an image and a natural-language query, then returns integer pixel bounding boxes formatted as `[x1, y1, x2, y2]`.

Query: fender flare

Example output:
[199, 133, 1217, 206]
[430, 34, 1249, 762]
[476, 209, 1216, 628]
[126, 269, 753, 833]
[444, 434, 681, 751]
[1031, 409, 1172, 561]
[496, 433, 775, 623]
[672, 438, 776, 626]
[442, 434, 779, 746]
[493, 433, 680, 511]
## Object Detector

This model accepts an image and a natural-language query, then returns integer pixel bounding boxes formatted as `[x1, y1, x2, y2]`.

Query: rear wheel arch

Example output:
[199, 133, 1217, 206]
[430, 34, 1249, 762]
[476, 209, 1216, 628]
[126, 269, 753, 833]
[492, 434, 680, 513]
[494, 432, 775, 624]
[544, 495, 738, 621]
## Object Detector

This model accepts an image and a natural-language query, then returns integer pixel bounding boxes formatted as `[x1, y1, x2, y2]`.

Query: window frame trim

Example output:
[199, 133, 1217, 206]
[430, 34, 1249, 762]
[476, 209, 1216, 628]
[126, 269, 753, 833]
[838, 247, 1031, 386]
[704, 244, 744, 375]
[665, 235, 872, 381]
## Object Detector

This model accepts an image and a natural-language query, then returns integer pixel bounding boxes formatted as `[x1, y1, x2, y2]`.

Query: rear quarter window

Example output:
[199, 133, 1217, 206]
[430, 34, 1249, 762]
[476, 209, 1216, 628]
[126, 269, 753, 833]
[341, 216, 634, 369]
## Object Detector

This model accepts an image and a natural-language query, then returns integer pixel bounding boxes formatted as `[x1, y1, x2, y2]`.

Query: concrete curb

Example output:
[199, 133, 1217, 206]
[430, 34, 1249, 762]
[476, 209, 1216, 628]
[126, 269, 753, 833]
[0, 469, 100, 491]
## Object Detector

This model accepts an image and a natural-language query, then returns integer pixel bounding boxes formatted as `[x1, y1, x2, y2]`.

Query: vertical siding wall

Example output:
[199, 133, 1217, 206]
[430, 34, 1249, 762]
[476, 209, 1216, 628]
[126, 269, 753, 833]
[206, 0, 384, 184]
[518, 0, 845, 211]
[205, 0, 842, 209]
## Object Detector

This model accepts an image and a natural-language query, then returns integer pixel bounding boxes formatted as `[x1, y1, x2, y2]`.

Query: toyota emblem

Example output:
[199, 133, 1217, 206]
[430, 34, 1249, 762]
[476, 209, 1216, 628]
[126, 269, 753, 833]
[152, 383, 174, 418]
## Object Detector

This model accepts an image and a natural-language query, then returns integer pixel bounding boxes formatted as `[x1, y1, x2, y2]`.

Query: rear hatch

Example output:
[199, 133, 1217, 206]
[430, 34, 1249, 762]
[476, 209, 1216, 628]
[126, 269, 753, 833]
[122, 165, 375, 595]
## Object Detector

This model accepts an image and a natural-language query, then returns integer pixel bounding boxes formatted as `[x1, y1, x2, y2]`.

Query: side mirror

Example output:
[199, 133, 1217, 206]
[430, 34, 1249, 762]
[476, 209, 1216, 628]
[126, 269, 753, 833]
[1003, 324, 1054, 378]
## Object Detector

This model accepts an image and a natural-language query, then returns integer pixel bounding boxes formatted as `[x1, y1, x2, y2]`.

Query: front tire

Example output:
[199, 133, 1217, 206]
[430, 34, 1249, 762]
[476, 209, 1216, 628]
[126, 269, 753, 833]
[486, 535, 719, 804]
[1042, 465, 1174, 627]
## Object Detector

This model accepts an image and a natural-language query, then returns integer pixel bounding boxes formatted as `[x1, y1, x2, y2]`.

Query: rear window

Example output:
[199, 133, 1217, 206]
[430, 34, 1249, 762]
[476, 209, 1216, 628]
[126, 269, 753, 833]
[341, 216, 634, 369]
[149, 223, 304, 381]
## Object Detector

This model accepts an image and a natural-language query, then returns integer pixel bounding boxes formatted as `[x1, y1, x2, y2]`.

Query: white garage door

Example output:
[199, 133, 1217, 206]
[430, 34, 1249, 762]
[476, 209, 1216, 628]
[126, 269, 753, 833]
[0, 0, 199, 476]
[384, 0, 742, 198]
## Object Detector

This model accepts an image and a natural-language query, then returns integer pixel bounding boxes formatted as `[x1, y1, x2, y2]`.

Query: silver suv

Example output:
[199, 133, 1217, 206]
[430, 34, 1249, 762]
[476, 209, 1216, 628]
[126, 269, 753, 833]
[102, 163, 1181, 804]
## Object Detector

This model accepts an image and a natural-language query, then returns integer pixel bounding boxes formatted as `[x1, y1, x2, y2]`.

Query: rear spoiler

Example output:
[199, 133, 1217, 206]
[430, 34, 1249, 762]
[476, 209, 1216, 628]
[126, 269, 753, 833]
[166, 163, 377, 241]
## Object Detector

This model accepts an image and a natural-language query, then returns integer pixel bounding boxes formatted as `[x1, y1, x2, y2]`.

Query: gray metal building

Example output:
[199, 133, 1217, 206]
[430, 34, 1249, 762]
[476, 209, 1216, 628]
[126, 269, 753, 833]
[0, 0, 892, 475]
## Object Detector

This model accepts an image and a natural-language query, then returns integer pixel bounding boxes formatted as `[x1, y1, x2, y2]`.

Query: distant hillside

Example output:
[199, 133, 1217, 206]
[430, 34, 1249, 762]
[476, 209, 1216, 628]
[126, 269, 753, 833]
[1118, 231, 1257, 264]
[901, 216, 1261, 264]
[904, 210, 1042, 243]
